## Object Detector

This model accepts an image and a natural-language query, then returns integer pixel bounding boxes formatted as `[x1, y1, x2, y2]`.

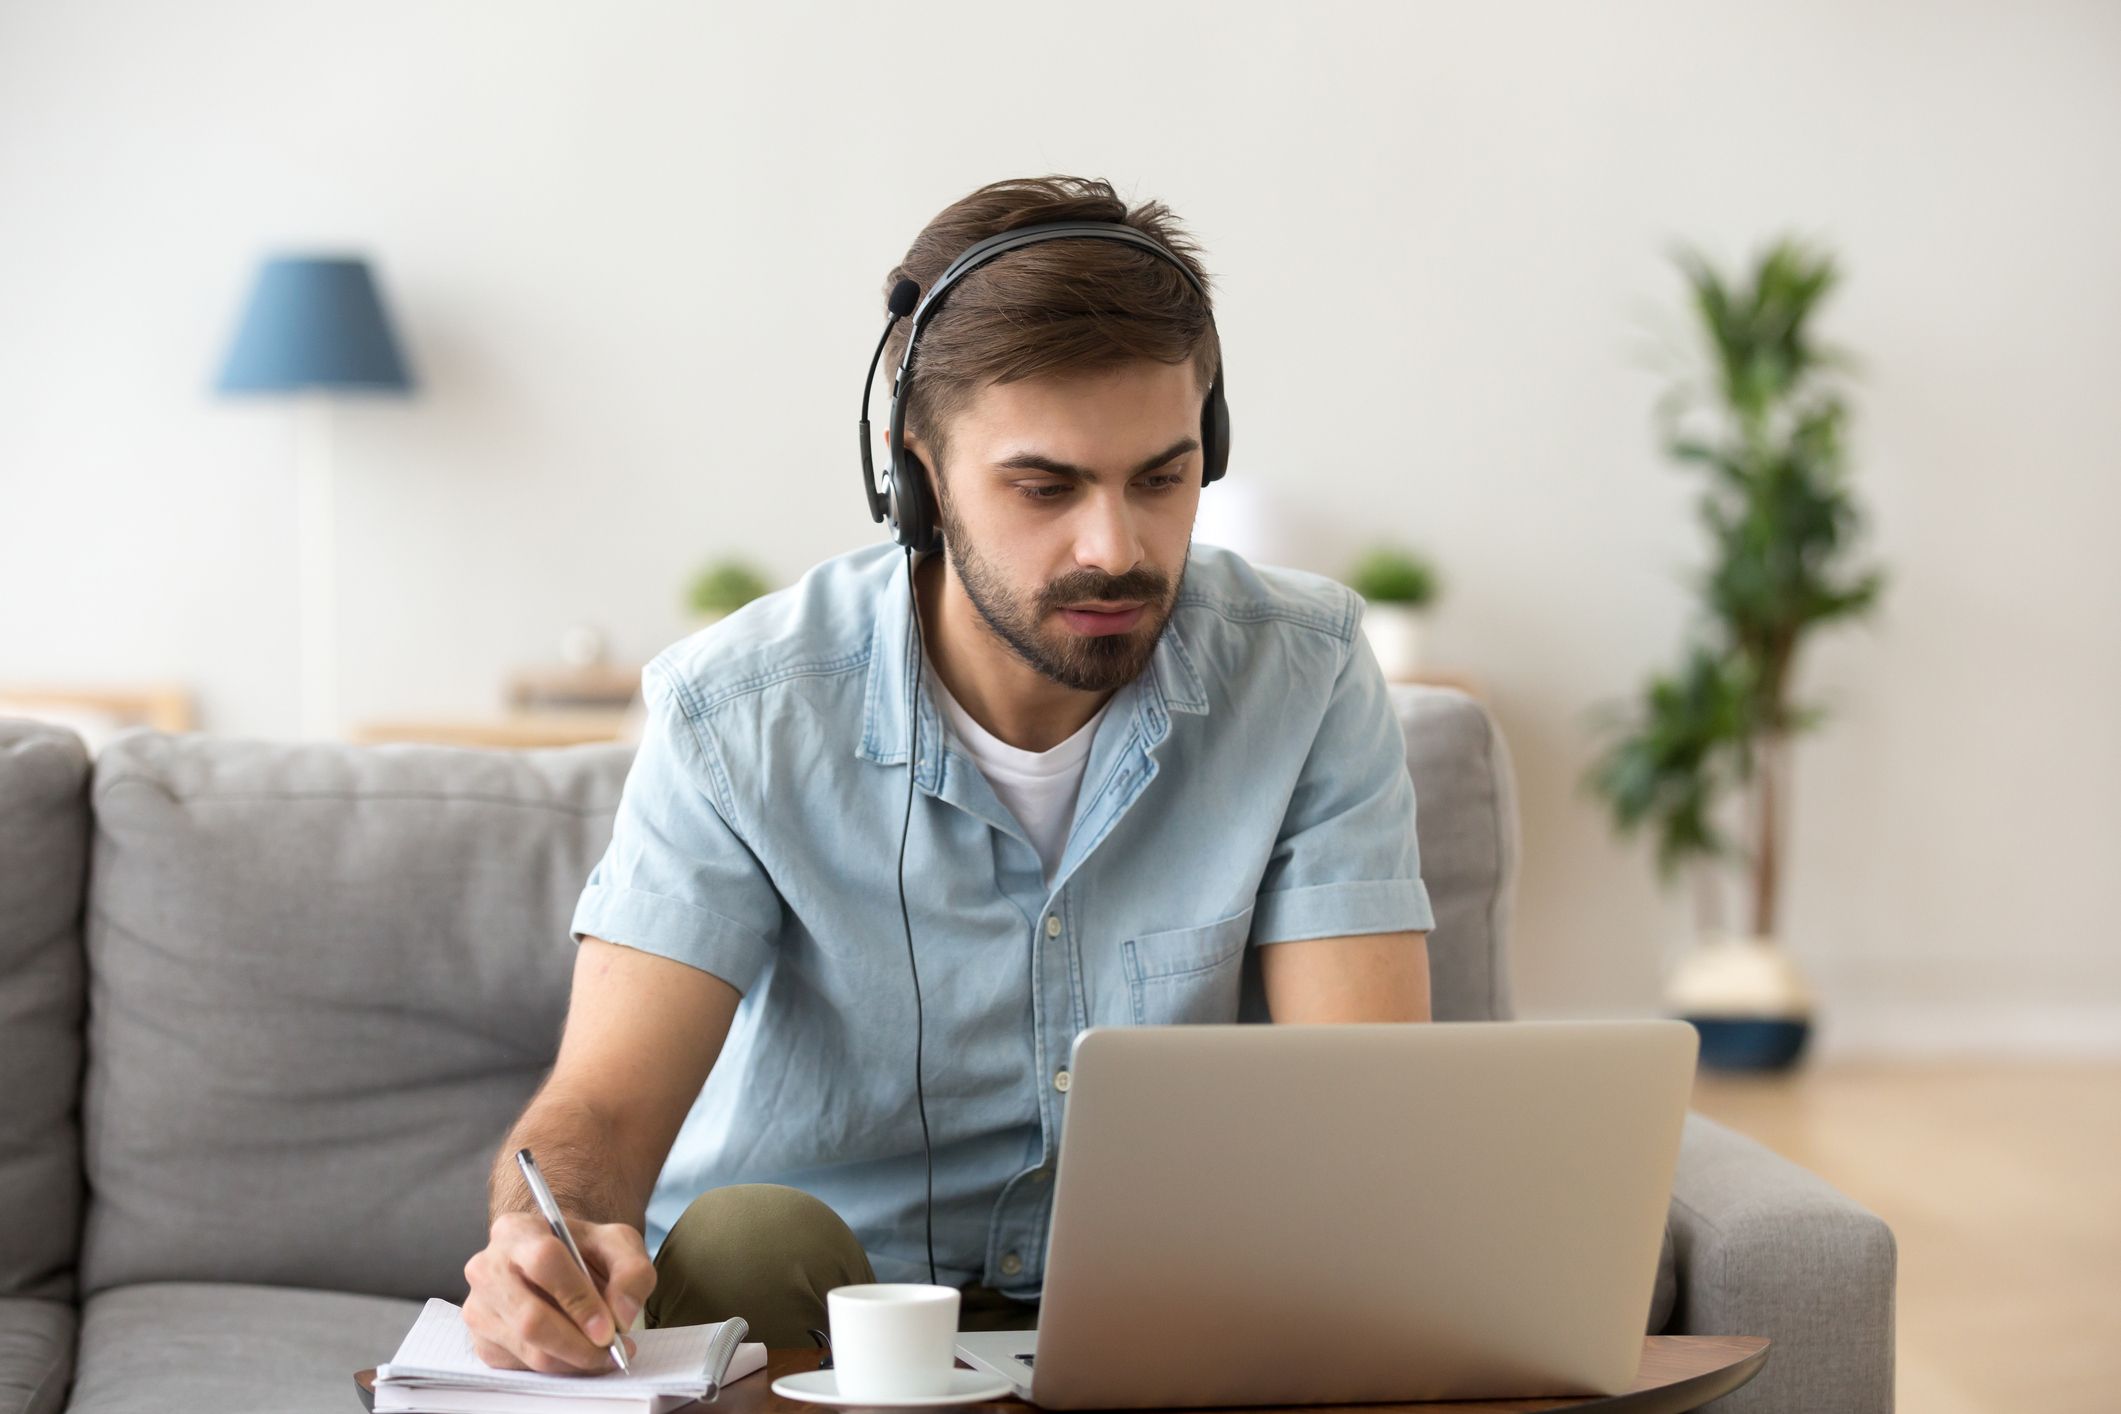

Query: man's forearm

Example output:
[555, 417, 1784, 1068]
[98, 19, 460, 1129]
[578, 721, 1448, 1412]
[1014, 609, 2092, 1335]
[490, 1088, 652, 1232]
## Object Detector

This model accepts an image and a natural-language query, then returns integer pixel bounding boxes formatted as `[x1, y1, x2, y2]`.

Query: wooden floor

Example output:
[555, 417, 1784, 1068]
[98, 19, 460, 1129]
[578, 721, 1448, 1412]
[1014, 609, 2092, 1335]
[1687, 1059, 2121, 1413]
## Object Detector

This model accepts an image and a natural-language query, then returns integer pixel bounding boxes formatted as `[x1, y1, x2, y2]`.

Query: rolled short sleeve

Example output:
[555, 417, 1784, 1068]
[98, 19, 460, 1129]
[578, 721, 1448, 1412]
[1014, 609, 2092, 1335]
[568, 660, 784, 993]
[1251, 622, 1436, 944]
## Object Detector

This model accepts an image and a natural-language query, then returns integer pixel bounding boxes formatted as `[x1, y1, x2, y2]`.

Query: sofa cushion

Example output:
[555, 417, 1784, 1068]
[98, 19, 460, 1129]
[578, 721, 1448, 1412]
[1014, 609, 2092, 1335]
[79, 735, 631, 1302]
[1389, 686, 1517, 1022]
[0, 720, 91, 1303]
[0, 1297, 76, 1414]
[66, 1281, 418, 1414]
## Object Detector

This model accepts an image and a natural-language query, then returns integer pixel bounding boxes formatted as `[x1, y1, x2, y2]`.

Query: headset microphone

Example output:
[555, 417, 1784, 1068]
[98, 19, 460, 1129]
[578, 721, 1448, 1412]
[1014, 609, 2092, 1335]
[856, 223, 1229, 1296]
[857, 280, 921, 531]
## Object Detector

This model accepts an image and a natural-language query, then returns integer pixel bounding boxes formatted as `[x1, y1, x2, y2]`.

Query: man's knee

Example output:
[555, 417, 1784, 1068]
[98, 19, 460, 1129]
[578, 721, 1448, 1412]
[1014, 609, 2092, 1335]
[647, 1184, 877, 1345]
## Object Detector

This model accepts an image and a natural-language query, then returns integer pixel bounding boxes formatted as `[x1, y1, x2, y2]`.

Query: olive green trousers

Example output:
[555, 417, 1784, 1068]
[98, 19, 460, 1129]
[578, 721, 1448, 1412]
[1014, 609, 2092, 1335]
[641, 1184, 1040, 1348]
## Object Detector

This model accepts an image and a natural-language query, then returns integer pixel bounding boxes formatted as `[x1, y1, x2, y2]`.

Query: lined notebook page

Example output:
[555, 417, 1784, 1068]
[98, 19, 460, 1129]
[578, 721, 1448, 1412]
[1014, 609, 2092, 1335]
[378, 1298, 758, 1397]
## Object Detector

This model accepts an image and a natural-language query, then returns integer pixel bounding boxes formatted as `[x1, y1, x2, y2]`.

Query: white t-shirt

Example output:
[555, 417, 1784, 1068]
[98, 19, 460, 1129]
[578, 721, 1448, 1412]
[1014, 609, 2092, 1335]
[927, 663, 1116, 885]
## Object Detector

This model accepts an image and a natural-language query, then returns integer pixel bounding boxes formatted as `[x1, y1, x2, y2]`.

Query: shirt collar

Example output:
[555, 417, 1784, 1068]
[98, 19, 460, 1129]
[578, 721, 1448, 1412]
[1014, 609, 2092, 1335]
[857, 548, 1208, 786]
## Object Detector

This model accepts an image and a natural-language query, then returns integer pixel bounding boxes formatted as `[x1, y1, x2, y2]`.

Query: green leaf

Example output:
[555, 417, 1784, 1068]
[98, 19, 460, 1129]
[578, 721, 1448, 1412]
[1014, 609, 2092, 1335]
[686, 559, 773, 615]
[1343, 543, 1441, 605]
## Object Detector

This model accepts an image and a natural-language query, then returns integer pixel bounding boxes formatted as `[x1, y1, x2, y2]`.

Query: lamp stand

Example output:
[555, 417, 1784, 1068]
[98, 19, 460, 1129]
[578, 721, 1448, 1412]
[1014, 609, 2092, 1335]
[294, 392, 339, 740]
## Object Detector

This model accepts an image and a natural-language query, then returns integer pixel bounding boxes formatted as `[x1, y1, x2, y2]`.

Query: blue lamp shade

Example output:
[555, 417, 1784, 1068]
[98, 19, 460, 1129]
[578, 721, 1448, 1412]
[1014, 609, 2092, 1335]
[215, 255, 415, 394]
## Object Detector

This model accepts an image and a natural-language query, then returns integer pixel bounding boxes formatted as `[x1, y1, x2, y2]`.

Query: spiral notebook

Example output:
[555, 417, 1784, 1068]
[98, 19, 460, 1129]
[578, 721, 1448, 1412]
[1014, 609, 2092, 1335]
[374, 1297, 766, 1414]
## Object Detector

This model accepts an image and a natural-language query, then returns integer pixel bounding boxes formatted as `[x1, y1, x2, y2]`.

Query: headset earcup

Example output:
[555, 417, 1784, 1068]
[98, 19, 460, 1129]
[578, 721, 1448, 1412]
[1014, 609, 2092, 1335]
[1201, 376, 1232, 485]
[890, 446, 943, 553]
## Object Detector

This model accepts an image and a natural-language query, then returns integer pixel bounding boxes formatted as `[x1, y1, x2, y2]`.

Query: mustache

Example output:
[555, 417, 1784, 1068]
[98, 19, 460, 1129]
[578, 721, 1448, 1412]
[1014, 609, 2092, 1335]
[1040, 569, 1170, 612]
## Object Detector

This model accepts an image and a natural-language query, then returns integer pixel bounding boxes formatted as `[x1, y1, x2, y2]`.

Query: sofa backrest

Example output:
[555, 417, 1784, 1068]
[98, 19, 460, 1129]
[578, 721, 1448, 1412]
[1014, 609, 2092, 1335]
[76, 733, 631, 1302]
[1389, 685, 1519, 1025]
[0, 720, 92, 1304]
[51, 683, 1516, 1302]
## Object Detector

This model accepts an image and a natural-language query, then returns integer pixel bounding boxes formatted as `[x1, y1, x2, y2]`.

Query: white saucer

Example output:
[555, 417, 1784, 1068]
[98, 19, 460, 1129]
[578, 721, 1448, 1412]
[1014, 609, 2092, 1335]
[770, 1368, 1017, 1407]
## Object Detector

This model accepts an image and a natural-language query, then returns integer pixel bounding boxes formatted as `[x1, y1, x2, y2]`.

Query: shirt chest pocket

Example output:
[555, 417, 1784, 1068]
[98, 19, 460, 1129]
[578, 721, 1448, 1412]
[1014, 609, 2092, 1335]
[1120, 902, 1257, 1025]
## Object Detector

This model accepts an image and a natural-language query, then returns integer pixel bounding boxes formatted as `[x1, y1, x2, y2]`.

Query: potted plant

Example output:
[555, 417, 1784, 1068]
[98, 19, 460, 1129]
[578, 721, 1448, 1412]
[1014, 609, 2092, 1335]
[1585, 236, 1885, 1072]
[684, 557, 772, 632]
[1346, 543, 1441, 681]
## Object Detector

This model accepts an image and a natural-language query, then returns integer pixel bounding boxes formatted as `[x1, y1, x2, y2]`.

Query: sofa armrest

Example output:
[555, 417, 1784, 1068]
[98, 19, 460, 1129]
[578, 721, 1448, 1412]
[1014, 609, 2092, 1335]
[1666, 1111, 1896, 1412]
[0, 1299, 75, 1414]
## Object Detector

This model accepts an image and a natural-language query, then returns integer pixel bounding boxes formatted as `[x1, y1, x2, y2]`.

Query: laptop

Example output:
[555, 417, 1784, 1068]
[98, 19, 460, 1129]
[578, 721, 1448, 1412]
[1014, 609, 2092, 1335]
[954, 1019, 1697, 1408]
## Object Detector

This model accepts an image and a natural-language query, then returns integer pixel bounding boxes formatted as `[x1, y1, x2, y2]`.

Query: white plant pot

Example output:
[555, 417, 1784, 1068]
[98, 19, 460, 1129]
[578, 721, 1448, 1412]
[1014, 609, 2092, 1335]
[1663, 932, 1816, 1071]
[1361, 601, 1429, 681]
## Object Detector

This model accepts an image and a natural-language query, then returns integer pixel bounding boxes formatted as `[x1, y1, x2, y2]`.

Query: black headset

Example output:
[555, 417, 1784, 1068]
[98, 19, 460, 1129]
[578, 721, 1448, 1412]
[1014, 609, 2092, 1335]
[858, 219, 1231, 555]
[853, 219, 1230, 1289]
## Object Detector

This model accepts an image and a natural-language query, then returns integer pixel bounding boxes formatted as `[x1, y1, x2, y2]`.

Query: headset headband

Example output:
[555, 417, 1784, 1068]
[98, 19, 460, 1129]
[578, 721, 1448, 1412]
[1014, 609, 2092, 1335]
[894, 222, 1213, 391]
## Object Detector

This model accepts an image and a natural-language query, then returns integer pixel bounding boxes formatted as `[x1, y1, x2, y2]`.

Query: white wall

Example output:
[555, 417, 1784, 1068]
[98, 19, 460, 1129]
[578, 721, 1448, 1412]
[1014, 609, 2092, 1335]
[3, 0, 2116, 1054]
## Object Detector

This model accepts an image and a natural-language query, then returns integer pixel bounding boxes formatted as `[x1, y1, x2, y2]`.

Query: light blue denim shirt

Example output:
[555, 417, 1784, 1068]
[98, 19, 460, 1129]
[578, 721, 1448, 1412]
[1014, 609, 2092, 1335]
[569, 540, 1434, 1294]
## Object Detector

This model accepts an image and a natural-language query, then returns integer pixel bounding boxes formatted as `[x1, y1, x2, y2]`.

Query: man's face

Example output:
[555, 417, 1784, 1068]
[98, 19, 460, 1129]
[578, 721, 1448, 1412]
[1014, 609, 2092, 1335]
[914, 358, 1205, 694]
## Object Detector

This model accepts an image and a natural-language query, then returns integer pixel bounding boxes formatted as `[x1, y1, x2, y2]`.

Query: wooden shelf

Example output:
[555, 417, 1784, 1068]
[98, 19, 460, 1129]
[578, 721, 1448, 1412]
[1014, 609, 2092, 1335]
[346, 709, 634, 749]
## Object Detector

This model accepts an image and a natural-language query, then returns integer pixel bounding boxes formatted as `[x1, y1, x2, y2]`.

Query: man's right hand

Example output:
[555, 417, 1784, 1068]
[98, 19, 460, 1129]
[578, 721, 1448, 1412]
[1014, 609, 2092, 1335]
[463, 1211, 656, 1374]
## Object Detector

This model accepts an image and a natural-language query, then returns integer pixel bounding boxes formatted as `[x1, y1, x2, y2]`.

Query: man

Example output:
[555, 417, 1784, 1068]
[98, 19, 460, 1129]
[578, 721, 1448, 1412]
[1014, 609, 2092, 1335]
[463, 175, 1435, 1373]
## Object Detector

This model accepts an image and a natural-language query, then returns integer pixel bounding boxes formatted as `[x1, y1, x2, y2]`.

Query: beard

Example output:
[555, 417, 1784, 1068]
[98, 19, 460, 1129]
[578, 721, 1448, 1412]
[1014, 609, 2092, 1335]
[933, 483, 1187, 694]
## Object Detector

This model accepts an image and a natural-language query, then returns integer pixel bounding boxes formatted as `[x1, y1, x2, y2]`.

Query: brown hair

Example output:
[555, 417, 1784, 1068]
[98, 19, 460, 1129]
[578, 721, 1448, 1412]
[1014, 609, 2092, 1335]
[882, 174, 1220, 481]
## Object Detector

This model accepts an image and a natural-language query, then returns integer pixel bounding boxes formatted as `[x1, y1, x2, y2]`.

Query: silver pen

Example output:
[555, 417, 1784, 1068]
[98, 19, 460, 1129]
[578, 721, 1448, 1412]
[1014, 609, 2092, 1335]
[514, 1147, 636, 1375]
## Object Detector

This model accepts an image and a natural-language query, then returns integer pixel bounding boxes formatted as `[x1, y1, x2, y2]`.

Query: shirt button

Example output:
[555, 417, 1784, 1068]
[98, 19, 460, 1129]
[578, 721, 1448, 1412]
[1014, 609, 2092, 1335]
[1000, 1252, 1023, 1276]
[1053, 1069, 1071, 1092]
[1045, 914, 1062, 938]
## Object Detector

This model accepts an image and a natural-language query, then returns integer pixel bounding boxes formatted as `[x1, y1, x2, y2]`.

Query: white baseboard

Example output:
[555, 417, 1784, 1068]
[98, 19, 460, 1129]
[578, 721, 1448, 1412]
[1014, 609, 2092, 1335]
[1809, 1003, 2121, 1060]
[1513, 1002, 2121, 1060]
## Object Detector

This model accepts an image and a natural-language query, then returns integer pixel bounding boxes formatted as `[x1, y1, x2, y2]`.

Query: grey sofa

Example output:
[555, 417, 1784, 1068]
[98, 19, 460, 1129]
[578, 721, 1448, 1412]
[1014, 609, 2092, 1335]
[0, 688, 1894, 1414]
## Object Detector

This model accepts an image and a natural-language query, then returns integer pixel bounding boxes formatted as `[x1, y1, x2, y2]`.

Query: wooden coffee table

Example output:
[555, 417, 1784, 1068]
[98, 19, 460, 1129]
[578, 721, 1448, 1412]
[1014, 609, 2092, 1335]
[355, 1337, 1768, 1413]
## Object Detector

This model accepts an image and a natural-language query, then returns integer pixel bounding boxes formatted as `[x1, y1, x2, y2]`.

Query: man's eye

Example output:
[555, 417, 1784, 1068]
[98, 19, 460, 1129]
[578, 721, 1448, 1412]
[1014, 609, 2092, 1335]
[1013, 475, 1182, 504]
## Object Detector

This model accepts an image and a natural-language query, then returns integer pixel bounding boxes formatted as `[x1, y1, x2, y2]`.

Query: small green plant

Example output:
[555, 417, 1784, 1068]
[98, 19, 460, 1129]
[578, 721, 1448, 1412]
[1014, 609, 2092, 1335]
[1345, 544, 1441, 607]
[1585, 235, 1885, 940]
[685, 558, 771, 618]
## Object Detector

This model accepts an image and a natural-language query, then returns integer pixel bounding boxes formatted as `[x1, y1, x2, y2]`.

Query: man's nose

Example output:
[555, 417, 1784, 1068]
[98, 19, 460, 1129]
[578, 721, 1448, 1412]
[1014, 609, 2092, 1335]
[1072, 487, 1145, 576]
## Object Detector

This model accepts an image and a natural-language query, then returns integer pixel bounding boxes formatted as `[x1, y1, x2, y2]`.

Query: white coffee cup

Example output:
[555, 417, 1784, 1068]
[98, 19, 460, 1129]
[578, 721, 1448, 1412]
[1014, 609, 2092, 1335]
[826, 1283, 961, 1399]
